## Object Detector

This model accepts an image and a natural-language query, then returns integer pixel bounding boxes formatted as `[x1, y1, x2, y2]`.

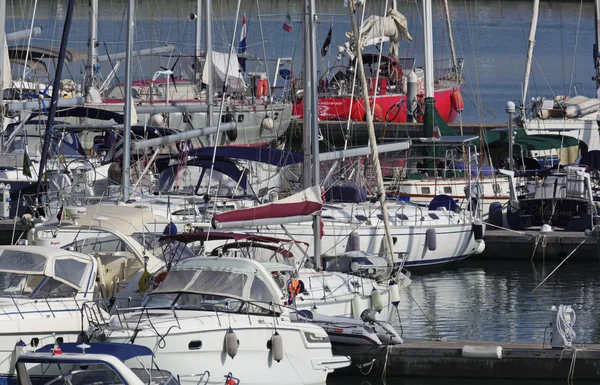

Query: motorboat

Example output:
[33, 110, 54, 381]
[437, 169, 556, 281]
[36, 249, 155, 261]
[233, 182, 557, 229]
[102, 257, 351, 385]
[16, 342, 184, 385]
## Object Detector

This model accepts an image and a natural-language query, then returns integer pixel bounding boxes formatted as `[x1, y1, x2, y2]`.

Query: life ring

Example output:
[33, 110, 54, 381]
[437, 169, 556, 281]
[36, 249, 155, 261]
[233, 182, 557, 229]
[152, 271, 168, 289]
[256, 79, 269, 98]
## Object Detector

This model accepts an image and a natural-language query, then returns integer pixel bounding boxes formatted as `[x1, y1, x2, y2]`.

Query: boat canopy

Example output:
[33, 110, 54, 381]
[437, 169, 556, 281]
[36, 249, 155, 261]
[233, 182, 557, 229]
[160, 231, 301, 245]
[41, 204, 167, 236]
[202, 51, 246, 93]
[0, 246, 94, 293]
[152, 257, 283, 308]
[212, 186, 323, 229]
[184, 146, 304, 167]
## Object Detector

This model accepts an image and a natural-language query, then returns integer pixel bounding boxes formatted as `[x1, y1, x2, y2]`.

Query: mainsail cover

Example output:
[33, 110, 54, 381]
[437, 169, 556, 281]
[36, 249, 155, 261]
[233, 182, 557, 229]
[2, 35, 10, 90]
[341, 8, 412, 59]
[212, 185, 323, 229]
[202, 51, 246, 93]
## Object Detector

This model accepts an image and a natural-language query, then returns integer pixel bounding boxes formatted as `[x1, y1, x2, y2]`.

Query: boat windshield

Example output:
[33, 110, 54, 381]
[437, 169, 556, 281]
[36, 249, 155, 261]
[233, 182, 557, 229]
[16, 363, 178, 385]
[154, 165, 245, 197]
[0, 250, 88, 298]
[143, 259, 280, 315]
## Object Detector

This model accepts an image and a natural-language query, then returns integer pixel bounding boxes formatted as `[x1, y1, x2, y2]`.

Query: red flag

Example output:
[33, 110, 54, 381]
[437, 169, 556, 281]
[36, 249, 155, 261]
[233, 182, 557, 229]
[283, 12, 292, 32]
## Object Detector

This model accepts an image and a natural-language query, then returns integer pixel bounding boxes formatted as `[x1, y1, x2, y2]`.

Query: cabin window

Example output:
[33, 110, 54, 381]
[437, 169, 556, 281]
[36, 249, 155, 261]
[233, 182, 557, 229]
[429, 213, 440, 220]
[396, 213, 409, 220]
[188, 341, 202, 350]
[377, 214, 393, 222]
[493, 183, 501, 194]
[355, 215, 368, 222]
[238, 115, 244, 123]
[54, 258, 88, 288]
[274, 112, 279, 120]
[173, 208, 197, 216]
[443, 187, 452, 194]
[421, 187, 430, 194]
[30, 338, 39, 347]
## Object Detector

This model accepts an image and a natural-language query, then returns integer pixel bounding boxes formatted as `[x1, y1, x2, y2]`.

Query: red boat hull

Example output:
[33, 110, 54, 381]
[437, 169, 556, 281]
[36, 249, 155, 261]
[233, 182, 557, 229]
[293, 86, 460, 123]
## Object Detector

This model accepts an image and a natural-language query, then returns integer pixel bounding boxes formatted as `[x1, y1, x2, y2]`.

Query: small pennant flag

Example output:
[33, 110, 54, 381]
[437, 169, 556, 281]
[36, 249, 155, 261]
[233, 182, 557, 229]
[283, 12, 292, 32]
[238, 13, 247, 72]
[52, 339, 62, 355]
[432, 123, 441, 140]
[321, 24, 333, 57]
[22, 146, 32, 178]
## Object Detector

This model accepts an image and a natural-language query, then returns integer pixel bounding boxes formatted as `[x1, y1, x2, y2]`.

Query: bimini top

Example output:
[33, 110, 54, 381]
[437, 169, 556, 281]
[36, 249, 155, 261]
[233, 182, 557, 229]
[42, 204, 168, 236]
[0, 246, 95, 295]
[32, 343, 153, 362]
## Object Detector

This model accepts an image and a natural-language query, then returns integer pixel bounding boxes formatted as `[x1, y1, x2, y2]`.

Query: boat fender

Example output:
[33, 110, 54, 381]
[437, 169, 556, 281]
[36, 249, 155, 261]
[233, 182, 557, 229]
[225, 328, 238, 359]
[149, 113, 164, 127]
[473, 240, 485, 255]
[162, 222, 177, 235]
[351, 294, 364, 319]
[472, 219, 484, 241]
[371, 288, 384, 312]
[389, 281, 401, 307]
[345, 232, 360, 253]
[488, 202, 503, 227]
[426, 228, 437, 251]
[226, 125, 238, 142]
[462, 345, 502, 359]
[261, 115, 274, 131]
[270, 332, 284, 362]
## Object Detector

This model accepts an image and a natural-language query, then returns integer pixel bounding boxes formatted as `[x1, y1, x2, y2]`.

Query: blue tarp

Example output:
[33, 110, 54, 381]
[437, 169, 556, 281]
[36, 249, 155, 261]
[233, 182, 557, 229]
[37, 343, 153, 361]
[184, 147, 304, 167]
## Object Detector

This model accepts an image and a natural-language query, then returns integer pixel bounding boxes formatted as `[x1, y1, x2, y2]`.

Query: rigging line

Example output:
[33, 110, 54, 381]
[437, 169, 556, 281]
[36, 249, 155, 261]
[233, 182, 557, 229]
[21, 0, 38, 82]
[254, 0, 276, 120]
[532, 237, 588, 292]
[399, 280, 440, 339]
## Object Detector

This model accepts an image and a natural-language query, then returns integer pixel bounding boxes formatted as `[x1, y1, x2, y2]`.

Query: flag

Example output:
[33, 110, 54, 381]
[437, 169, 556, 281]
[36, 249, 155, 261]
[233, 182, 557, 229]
[22, 146, 32, 178]
[321, 24, 333, 57]
[56, 204, 65, 223]
[238, 13, 247, 72]
[432, 123, 441, 140]
[283, 12, 292, 32]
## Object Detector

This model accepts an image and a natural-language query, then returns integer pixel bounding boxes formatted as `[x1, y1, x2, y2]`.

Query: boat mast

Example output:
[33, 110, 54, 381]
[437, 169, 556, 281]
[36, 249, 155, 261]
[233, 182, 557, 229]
[303, 0, 322, 269]
[522, 0, 539, 108]
[205, 0, 213, 127]
[595, 0, 600, 91]
[0, 0, 5, 139]
[36, 0, 76, 203]
[85, 0, 98, 100]
[442, 0, 458, 73]
[121, 0, 134, 202]
[348, 0, 395, 264]
[194, 0, 202, 83]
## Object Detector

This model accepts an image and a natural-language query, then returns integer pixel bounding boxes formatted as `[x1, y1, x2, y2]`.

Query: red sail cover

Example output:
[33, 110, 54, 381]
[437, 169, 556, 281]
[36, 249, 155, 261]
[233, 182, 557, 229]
[212, 186, 323, 229]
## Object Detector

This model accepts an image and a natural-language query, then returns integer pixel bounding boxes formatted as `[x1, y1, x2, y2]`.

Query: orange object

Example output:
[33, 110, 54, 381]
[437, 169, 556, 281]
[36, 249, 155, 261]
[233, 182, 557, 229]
[451, 90, 464, 112]
[256, 79, 269, 98]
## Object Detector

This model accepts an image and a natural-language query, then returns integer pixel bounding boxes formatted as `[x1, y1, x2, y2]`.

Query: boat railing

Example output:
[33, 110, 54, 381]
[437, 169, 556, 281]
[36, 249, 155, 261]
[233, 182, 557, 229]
[178, 371, 210, 385]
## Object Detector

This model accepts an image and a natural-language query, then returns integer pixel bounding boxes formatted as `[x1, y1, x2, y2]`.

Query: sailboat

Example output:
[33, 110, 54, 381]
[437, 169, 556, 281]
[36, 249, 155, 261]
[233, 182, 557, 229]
[515, 0, 600, 153]
[292, 4, 462, 124]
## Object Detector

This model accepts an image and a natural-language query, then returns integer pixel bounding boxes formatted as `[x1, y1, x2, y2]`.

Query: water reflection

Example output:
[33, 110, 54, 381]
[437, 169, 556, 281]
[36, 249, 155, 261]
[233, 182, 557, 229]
[395, 260, 600, 344]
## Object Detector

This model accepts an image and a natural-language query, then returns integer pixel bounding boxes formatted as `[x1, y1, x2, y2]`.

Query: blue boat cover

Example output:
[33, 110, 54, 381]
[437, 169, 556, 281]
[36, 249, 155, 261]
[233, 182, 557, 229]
[185, 147, 303, 167]
[37, 343, 153, 361]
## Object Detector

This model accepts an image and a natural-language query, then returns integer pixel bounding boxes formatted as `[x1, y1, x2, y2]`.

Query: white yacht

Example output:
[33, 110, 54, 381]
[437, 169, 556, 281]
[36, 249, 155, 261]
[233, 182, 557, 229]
[102, 257, 351, 385]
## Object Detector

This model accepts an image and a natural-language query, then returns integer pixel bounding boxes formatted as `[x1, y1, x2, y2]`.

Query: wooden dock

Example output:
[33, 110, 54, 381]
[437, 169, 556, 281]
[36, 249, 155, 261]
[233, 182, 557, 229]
[333, 339, 600, 380]
[479, 229, 598, 260]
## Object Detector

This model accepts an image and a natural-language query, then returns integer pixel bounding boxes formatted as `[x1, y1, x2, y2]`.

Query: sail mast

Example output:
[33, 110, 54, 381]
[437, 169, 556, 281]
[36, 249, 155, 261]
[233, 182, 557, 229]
[303, 0, 322, 269]
[348, 0, 395, 264]
[86, 0, 98, 100]
[121, 0, 134, 202]
[522, 0, 539, 107]
[0, 0, 5, 137]
[595, 0, 600, 91]
[36, 0, 76, 203]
